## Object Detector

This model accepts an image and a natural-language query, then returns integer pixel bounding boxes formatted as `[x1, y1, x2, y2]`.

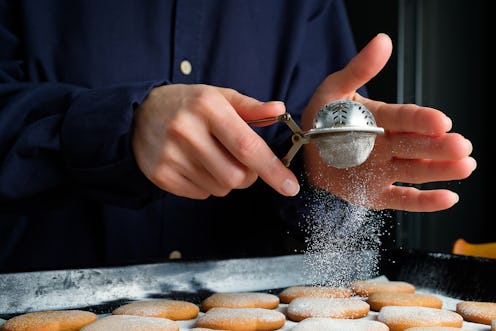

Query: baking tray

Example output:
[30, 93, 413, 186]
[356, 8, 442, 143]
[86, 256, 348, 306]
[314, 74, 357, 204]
[1, 249, 495, 320]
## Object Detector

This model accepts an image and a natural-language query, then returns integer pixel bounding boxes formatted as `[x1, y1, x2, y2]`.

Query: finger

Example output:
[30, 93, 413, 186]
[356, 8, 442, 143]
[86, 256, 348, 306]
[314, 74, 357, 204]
[302, 33, 393, 130]
[360, 98, 453, 136]
[221, 124, 299, 196]
[219, 87, 286, 123]
[316, 33, 393, 101]
[384, 132, 473, 160]
[188, 135, 259, 195]
[168, 113, 256, 195]
[390, 157, 477, 184]
[209, 99, 300, 196]
[384, 186, 460, 212]
[153, 163, 212, 200]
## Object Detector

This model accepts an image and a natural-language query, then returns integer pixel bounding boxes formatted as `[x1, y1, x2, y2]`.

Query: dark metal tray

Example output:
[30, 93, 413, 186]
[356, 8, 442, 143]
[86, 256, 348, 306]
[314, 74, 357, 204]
[1, 249, 495, 320]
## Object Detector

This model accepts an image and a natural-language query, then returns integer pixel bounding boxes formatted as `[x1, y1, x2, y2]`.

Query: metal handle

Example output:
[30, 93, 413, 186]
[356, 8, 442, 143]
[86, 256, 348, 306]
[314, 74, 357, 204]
[247, 112, 310, 167]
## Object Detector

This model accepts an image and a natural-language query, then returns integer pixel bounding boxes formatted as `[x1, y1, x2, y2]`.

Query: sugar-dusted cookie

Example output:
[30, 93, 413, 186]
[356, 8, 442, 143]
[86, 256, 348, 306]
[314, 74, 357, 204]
[291, 317, 389, 331]
[278, 285, 352, 304]
[80, 315, 178, 331]
[112, 299, 199, 320]
[456, 301, 496, 325]
[194, 307, 286, 331]
[1, 310, 97, 331]
[377, 306, 463, 331]
[352, 279, 415, 296]
[405, 327, 476, 331]
[286, 297, 369, 322]
[201, 292, 279, 312]
[367, 291, 443, 311]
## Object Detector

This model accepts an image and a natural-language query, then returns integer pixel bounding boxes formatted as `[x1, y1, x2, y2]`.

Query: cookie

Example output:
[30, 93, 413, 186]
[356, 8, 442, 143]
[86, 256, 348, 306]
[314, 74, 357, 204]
[112, 299, 199, 320]
[201, 292, 279, 311]
[291, 317, 389, 331]
[367, 291, 443, 311]
[278, 285, 352, 304]
[456, 301, 496, 325]
[1, 310, 97, 331]
[80, 315, 178, 331]
[194, 307, 286, 331]
[405, 327, 476, 331]
[352, 279, 415, 296]
[377, 306, 463, 331]
[286, 297, 370, 322]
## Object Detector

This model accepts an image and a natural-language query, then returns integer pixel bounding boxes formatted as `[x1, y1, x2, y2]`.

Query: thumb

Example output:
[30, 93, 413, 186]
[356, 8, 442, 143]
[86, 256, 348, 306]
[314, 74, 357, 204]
[218, 87, 286, 123]
[319, 33, 393, 99]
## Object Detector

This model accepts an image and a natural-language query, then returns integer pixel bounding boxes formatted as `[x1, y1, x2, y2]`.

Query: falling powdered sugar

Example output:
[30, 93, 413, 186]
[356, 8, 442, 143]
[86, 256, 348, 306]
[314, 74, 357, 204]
[301, 167, 389, 288]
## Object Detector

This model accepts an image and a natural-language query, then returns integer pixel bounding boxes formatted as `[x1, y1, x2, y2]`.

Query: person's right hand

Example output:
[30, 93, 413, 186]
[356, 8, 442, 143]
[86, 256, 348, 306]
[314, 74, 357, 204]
[132, 84, 300, 199]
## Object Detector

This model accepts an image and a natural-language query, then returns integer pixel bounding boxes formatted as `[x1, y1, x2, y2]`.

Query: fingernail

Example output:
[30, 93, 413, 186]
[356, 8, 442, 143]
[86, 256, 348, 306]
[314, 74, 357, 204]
[465, 139, 473, 154]
[470, 157, 477, 171]
[452, 192, 460, 204]
[264, 101, 284, 106]
[282, 179, 300, 196]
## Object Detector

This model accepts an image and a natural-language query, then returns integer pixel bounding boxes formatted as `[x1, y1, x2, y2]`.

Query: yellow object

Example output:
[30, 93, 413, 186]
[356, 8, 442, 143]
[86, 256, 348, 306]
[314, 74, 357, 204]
[452, 238, 496, 259]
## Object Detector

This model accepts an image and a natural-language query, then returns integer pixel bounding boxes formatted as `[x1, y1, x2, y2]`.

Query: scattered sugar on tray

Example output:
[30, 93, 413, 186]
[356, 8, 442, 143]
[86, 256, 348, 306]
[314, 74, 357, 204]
[196, 256, 307, 292]
[301, 166, 389, 287]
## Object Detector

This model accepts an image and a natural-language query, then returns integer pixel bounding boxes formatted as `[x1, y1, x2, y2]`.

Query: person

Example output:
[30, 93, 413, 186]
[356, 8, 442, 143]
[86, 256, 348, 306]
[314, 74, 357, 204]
[0, 0, 476, 272]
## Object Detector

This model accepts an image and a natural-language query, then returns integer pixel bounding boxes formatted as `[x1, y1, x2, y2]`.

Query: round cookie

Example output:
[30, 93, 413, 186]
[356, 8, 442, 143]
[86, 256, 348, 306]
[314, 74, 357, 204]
[201, 292, 279, 312]
[286, 297, 370, 322]
[377, 306, 463, 331]
[405, 327, 476, 331]
[352, 279, 415, 296]
[456, 301, 496, 325]
[194, 307, 286, 331]
[278, 285, 352, 304]
[367, 291, 443, 311]
[1, 310, 97, 331]
[80, 315, 178, 331]
[291, 317, 389, 331]
[112, 299, 199, 320]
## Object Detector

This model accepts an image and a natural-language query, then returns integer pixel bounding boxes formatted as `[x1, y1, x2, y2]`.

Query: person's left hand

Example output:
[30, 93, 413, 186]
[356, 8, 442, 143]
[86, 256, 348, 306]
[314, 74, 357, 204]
[301, 33, 477, 212]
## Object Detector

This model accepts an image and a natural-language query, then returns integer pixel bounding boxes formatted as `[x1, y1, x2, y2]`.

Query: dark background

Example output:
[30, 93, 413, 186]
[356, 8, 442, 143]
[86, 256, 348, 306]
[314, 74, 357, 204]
[344, 0, 490, 253]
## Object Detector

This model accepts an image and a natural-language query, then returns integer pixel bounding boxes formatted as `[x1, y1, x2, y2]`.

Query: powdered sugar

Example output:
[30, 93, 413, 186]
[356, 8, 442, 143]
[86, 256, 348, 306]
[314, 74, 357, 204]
[378, 306, 464, 326]
[287, 297, 370, 320]
[301, 169, 388, 287]
[291, 317, 389, 331]
[80, 314, 178, 331]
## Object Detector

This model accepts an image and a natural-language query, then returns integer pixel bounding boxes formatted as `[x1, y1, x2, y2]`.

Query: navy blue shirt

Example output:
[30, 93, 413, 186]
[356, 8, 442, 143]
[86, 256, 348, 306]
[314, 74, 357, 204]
[0, 0, 359, 271]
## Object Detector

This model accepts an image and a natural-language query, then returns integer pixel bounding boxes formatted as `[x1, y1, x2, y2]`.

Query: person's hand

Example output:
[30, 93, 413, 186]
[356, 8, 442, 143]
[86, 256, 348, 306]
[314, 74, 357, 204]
[132, 84, 300, 199]
[301, 33, 477, 212]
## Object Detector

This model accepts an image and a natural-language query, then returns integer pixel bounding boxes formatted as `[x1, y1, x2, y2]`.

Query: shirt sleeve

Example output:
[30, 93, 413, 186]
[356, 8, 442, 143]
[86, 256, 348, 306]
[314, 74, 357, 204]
[0, 2, 164, 210]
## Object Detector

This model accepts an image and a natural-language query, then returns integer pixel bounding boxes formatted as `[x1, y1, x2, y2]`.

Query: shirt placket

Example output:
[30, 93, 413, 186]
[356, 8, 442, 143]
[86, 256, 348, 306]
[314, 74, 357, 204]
[172, 0, 205, 83]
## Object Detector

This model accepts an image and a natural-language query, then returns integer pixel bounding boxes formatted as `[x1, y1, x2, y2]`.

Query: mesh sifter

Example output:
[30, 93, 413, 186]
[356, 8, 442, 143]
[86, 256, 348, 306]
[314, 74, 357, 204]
[248, 100, 384, 168]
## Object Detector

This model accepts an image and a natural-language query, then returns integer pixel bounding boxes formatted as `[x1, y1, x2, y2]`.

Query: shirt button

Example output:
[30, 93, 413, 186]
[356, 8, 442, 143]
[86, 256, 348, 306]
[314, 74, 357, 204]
[180, 60, 192, 75]
[169, 250, 182, 259]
